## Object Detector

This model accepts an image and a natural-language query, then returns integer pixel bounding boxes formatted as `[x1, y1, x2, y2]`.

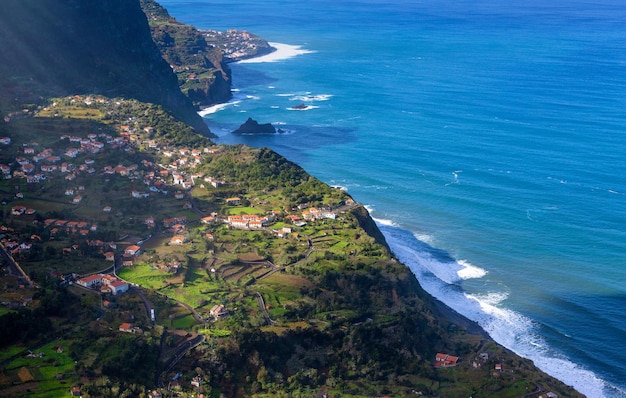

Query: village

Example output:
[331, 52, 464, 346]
[0, 92, 576, 397]
[202, 29, 274, 63]
[0, 95, 360, 395]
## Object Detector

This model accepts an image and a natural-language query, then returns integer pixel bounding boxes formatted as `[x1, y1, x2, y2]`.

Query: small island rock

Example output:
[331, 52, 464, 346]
[232, 117, 277, 135]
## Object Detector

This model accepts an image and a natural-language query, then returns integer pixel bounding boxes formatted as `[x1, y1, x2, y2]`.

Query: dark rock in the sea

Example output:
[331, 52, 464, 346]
[232, 117, 277, 135]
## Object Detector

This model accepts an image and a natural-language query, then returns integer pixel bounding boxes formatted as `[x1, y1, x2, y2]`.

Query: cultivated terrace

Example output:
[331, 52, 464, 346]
[0, 97, 582, 397]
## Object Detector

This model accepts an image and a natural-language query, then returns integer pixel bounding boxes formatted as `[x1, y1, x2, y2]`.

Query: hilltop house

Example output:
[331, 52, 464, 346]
[108, 280, 129, 295]
[124, 245, 141, 256]
[434, 353, 459, 368]
[226, 197, 241, 206]
[77, 274, 103, 288]
[210, 304, 229, 319]
[132, 190, 150, 199]
[302, 207, 336, 221]
[11, 206, 26, 216]
[170, 235, 186, 245]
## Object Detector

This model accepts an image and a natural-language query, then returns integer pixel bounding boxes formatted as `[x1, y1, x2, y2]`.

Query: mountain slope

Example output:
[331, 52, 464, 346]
[140, 0, 233, 107]
[0, 0, 212, 136]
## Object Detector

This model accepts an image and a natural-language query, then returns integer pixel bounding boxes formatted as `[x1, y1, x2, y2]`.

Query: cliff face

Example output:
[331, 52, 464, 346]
[0, 0, 212, 136]
[140, 0, 233, 107]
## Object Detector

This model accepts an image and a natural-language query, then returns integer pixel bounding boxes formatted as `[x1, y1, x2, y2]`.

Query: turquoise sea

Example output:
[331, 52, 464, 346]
[160, 1, 626, 396]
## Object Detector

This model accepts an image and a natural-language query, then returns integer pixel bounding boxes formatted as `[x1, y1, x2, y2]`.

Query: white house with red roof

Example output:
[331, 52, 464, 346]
[109, 280, 129, 295]
[77, 274, 103, 288]
[170, 235, 187, 245]
[434, 353, 459, 368]
[124, 245, 141, 256]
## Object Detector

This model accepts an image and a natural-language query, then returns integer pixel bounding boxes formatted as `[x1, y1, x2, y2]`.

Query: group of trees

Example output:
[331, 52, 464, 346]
[0, 287, 73, 349]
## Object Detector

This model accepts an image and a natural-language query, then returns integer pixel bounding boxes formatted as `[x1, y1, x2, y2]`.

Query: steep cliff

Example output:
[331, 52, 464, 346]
[0, 0, 212, 136]
[140, 0, 233, 107]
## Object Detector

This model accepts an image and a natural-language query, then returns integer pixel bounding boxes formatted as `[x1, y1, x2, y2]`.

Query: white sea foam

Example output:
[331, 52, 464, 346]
[198, 101, 240, 116]
[372, 216, 398, 227]
[329, 184, 347, 191]
[237, 42, 315, 64]
[414, 233, 436, 245]
[457, 259, 488, 280]
[379, 223, 610, 398]
[290, 94, 333, 102]
[287, 104, 318, 111]
[366, 206, 399, 228]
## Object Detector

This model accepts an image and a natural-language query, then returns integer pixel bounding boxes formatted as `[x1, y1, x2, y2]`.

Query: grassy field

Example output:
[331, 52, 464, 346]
[117, 264, 170, 289]
[1, 339, 78, 398]
[170, 314, 198, 329]
[198, 328, 231, 337]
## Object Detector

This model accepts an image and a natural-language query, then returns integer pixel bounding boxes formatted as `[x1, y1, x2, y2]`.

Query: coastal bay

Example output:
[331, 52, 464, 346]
[0, 0, 622, 395]
[164, 0, 626, 396]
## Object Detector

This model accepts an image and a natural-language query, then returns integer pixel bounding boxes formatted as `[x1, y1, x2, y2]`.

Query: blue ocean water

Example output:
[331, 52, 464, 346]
[160, 1, 626, 396]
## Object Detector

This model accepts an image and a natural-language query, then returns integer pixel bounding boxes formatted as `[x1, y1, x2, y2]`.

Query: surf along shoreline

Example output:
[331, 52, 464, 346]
[199, 41, 593, 396]
[204, 41, 494, 340]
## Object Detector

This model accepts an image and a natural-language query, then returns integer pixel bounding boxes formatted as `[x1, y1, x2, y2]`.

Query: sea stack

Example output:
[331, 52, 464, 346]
[232, 117, 277, 135]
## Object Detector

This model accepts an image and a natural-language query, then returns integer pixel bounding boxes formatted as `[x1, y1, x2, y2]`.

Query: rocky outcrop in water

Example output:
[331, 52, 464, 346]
[232, 117, 277, 135]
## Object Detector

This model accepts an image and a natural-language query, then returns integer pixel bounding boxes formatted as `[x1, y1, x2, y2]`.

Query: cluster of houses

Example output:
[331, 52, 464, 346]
[43, 218, 98, 237]
[301, 207, 337, 221]
[204, 29, 266, 61]
[1, 119, 228, 210]
[0, 225, 38, 256]
[10, 206, 36, 216]
[0, 133, 125, 187]
[226, 214, 274, 229]
[76, 273, 129, 296]
[224, 205, 337, 231]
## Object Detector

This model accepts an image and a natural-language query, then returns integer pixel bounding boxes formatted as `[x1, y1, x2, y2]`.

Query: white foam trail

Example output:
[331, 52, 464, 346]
[329, 184, 347, 191]
[372, 216, 398, 227]
[414, 233, 436, 245]
[237, 42, 315, 63]
[290, 94, 333, 102]
[457, 259, 488, 280]
[198, 101, 240, 116]
[378, 223, 610, 398]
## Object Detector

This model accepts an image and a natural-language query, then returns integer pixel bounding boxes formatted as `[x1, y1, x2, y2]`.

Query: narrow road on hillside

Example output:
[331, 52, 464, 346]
[0, 242, 35, 287]
[253, 291, 276, 325]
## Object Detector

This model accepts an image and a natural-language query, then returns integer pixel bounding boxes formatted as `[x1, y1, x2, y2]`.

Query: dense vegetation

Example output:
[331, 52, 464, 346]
[140, 0, 233, 107]
[0, 1, 583, 397]
[0, 0, 210, 135]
